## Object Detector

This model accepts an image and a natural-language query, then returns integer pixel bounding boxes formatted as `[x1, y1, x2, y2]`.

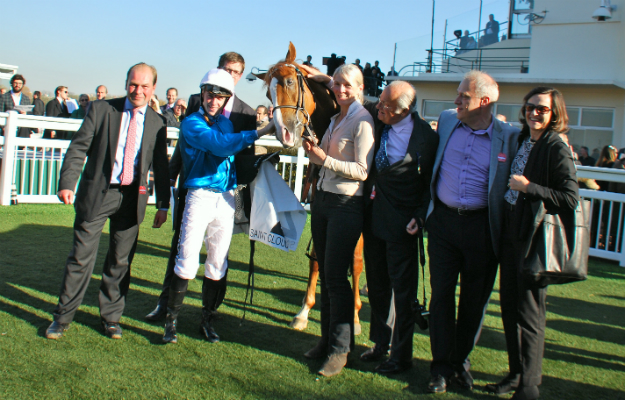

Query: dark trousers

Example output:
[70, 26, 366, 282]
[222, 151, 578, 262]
[499, 207, 547, 387]
[311, 190, 363, 355]
[426, 204, 498, 377]
[53, 186, 139, 324]
[363, 218, 418, 363]
[156, 188, 188, 306]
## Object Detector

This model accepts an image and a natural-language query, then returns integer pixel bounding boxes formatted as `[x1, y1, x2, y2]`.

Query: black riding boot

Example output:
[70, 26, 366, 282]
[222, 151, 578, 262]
[163, 274, 189, 344]
[214, 271, 228, 312]
[200, 276, 226, 343]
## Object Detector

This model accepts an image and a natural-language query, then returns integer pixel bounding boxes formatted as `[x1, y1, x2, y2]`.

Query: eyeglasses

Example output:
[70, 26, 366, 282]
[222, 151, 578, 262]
[525, 103, 551, 114]
[79, 99, 89, 102]
[377, 100, 396, 113]
[223, 67, 243, 77]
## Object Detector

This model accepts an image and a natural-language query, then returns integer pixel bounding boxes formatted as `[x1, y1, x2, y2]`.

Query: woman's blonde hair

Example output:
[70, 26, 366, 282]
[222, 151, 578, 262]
[333, 64, 365, 103]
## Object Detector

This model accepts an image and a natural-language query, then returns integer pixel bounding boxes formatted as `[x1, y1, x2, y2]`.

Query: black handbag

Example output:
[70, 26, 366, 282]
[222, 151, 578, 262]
[522, 199, 590, 286]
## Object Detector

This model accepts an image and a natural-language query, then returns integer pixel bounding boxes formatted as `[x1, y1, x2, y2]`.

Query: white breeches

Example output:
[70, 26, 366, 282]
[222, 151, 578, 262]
[174, 188, 235, 280]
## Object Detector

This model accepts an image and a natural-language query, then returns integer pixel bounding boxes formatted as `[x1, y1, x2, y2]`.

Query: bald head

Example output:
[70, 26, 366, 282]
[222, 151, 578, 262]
[377, 80, 416, 125]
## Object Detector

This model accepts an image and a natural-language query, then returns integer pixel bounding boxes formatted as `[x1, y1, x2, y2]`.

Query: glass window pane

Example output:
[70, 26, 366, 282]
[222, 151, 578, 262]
[567, 128, 585, 151]
[566, 107, 580, 126]
[495, 104, 522, 124]
[514, 0, 534, 11]
[510, 14, 531, 36]
[423, 101, 456, 119]
[585, 129, 614, 153]
[581, 108, 613, 128]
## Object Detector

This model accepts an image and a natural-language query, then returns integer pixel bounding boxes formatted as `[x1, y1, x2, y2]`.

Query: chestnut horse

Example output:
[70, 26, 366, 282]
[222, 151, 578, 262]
[257, 42, 365, 335]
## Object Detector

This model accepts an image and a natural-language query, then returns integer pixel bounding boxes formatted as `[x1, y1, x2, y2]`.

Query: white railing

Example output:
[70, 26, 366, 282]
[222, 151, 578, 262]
[0, 111, 308, 206]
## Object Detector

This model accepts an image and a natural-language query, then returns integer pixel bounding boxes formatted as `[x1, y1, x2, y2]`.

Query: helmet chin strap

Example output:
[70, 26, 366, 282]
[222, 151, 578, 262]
[201, 88, 231, 126]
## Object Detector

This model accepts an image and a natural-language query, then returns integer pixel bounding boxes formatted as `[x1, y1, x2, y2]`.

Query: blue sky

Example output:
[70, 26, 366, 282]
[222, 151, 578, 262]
[1, 0, 509, 108]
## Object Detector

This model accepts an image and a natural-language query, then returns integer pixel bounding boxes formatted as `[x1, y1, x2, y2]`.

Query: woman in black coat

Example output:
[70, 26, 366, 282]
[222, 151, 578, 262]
[486, 87, 579, 400]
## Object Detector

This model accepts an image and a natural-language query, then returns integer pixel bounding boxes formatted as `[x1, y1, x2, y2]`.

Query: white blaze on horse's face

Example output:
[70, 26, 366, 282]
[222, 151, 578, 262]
[269, 76, 303, 149]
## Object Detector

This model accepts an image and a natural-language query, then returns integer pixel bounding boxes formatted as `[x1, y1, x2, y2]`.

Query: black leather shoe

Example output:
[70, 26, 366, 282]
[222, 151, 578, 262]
[45, 321, 69, 340]
[163, 314, 178, 344]
[375, 359, 412, 374]
[360, 344, 389, 362]
[485, 373, 520, 395]
[427, 375, 448, 394]
[145, 304, 167, 321]
[451, 370, 474, 390]
[318, 353, 348, 377]
[304, 340, 328, 359]
[102, 322, 122, 339]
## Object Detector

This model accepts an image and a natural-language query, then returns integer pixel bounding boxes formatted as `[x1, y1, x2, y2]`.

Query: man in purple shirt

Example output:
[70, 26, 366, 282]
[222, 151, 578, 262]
[425, 71, 520, 393]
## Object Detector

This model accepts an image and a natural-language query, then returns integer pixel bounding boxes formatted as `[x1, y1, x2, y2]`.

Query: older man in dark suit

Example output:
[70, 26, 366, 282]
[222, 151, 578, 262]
[360, 81, 439, 374]
[45, 62, 170, 340]
[0, 74, 32, 137]
[144, 51, 257, 321]
[425, 70, 519, 393]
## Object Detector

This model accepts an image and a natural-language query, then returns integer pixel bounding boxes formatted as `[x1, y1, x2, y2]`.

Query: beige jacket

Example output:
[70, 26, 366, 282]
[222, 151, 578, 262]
[317, 101, 375, 196]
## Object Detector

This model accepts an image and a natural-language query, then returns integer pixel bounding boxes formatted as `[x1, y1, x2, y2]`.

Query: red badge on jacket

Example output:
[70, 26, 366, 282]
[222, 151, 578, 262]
[497, 153, 507, 163]
[139, 186, 147, 195]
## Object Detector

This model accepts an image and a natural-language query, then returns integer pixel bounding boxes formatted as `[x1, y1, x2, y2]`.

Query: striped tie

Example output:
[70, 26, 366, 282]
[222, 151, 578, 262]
[120, 109, 138, 186]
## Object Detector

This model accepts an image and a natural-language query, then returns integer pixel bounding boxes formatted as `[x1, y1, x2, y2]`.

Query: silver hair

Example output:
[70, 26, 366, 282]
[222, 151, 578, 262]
[333, 64, 365, 103]
[464, 70, 499, 105]
[388, 81, 416, 113]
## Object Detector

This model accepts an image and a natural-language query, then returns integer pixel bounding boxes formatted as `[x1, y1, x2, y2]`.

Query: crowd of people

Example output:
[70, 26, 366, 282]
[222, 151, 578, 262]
[456, 14, 501, 55]
[1, 47, 594, 399]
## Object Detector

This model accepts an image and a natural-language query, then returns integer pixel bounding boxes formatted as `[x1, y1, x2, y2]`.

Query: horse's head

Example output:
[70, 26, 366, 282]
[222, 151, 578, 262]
[259, 42, 315, 148]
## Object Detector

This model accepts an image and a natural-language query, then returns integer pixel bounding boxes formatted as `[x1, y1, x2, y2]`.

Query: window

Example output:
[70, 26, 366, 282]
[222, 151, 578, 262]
[566, 107, 614, 154]
[422, 100, 456, 121]
[494, 104, 522, 124]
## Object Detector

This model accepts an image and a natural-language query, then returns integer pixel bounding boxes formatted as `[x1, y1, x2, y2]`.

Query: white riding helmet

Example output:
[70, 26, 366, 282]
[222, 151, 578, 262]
[199, 68, 234, 97]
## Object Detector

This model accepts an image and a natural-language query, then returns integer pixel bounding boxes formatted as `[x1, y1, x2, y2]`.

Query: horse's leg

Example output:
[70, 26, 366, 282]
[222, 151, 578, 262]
[352, 234, 364, 336]
[290, 246, 319, 330]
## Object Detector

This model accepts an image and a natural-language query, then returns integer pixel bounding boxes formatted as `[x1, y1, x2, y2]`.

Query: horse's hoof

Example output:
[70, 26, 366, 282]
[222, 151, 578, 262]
[290, 317, 308, 331]
[354, 323, 362, 336]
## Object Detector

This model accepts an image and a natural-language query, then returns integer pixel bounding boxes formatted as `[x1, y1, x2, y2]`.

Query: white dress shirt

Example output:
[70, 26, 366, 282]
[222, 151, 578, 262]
[10, 91, 22, 106]
[386, 114, 414, 164]
[110, 98, 148, 184]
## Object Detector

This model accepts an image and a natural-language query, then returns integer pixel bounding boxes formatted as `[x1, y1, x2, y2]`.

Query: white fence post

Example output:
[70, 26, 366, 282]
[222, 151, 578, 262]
[293, 146, 305, 201]
[0, 111, 18, 206]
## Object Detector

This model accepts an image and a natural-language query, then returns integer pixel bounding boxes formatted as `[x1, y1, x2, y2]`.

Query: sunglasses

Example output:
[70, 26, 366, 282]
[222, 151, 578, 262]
[525, 103, 551, 114]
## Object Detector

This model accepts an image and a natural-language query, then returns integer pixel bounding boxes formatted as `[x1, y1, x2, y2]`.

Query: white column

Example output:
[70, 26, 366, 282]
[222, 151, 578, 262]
[0, 111, 18, 206]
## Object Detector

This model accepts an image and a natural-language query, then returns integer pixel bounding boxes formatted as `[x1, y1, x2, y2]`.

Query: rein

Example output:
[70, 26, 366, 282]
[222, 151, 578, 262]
[272, 64, 318, 146]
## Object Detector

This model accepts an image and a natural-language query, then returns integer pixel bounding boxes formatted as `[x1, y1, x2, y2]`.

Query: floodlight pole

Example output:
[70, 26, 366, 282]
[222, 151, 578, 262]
[478, 0, 483, 45]
[429, 0, 435, 72]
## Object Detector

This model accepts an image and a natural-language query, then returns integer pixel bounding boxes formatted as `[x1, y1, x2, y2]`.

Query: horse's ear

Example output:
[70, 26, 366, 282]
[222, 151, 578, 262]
[253, 72, 266, 81]
[286, 42, 296, 64]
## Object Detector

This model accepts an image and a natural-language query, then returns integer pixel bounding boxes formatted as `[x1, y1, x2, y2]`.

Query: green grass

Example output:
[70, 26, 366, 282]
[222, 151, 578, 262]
[1, 204, 624, 399]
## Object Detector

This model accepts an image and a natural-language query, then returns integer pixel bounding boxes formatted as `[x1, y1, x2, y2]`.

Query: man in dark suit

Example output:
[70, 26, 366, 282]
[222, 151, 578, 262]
[163, 98, 186, 128]
[483, 14, 500, 46]
[32, 91, 45, 116]
[425, 71, 519, 393]
[160, 87, 178, 113]
[45, 62, 170, 340]
[360, 81, 439, 374]
[0, 74, 32, 137]
[145, 51, 257, 321]
[44, 86, 71, 139]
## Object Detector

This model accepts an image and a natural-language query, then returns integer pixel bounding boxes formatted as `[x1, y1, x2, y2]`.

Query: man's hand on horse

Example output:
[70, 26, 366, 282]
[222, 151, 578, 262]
[303, 140, 326, 165]
[57, 189, 74, 205]
[152, 210, 168, 228]
[257, 120, 276, 137]
[299, 64, 331, 84]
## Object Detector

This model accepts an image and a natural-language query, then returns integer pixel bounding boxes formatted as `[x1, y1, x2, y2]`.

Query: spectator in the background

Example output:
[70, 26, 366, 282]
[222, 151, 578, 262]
[387, 67, 398, 77]
[303, 55, 313, 67]
[70, 94, 90, 120]
[579, 146, 596, 166]
[482, 14, 500, 46]
[459, 30, 472, 52]
[45, 86, 71, 139]
[161, 88, 177, 113]
[364, 62, 373, 95]
[353, 59, 363, 72]
[164, 98, 186, 128]
[0, 88, 6, 95]
[95, 85, 108, 100]
[371, 61, 385, 96]
[608, 151, 625, 251]
[32, 91, 45, 116]
[268, 105, 274, 121]
[327, 53, 339, 76]
[256, 105, 269, 129]
[429, 120, 438, 131]
[595, 145, 617, 190]
[0, 74, 32, 137]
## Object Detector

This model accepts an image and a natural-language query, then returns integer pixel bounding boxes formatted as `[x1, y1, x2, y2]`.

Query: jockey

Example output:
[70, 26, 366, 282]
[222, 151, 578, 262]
[163, 68, 274, 344]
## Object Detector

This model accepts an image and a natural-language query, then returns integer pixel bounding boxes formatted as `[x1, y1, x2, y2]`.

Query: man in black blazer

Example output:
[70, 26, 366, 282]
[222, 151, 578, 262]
[32, 91, 45, 116]
[360, 81, 439, 374]
[0, 74, 32, 137]
[46, 63, 170, 340]
[45, 86, 71, 139]
[145, 51, 257, 321]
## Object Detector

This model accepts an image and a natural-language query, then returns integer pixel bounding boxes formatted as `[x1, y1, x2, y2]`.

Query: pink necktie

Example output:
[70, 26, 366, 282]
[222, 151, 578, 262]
[120, 109, 138, 186]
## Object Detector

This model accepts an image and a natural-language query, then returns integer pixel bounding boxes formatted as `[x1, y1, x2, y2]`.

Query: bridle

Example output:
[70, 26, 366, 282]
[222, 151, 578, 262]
[271, 64, 317, 145]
